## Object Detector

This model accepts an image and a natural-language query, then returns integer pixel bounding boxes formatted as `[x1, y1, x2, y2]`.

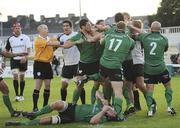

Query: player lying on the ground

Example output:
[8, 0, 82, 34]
[5, 91, 125, 126]
[74, 73, 136, 115]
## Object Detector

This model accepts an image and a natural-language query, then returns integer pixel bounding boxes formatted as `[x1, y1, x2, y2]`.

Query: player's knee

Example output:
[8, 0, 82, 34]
[51, 101, 68, 111]
[51, 116, 61, 124]
[19, 72, 25, 80]
[0, 84, 9, 95]
[12, 69, 19, 79]
[62, 78, 70, 84]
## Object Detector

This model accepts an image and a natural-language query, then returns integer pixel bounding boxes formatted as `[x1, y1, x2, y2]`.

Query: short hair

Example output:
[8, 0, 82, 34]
[132, 20, 143, 29]
[116, 21, 126, 31]
[123, 12, 131, 20]
[63, 20, 73, 28]
[96, 19, 104, 25]
[151, 21, 161, 32]
[12, 22, 21, 28]
[79, 19, 89, 29]
[114, 12, 124, 23]
[37, 24, 48, 32]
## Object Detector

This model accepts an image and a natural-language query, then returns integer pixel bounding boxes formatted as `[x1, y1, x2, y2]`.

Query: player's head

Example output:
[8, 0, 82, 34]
[151, 21, 161, 32]
[106, 107, 117, 121]
[116, 21, 126, 32]
[37, 24, 48, 37]
[123, 12, 131, 23]
[12, 22, 22, 36]
[79, 19, 92, 33]
[131, 20, 143, 34]
[114, 12, 124, 23]
[63, 20, 73, 35]
[96, 20, 105, 25]
[132, 20, 143, 29]
[95, 19, 107, 31]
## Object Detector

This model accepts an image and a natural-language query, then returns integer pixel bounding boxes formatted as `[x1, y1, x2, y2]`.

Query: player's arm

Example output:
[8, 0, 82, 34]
[164, 37, 169, 52]
[1, 51, 28, 58]
[90, 105, 109, 124]
[2, 39, 11, 68]
[46, 40, 61, 47]
[60, 33, 85, 48]
[86, 32, 103, 43]
[128, 24, 143, 34]
[96, 91, 108, 105]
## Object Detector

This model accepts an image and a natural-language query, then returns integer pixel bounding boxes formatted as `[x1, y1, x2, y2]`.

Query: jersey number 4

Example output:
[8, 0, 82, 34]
[108, 38, 122, 52]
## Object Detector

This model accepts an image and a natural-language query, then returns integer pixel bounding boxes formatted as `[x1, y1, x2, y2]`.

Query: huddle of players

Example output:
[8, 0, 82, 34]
[63, 12, 176, 119]
[1, 11, 176, 126]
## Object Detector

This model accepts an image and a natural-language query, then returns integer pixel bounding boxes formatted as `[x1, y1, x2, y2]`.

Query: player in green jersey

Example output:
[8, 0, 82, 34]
[99, 21, 135, 120]
[0, 49, 28, 117]
[61, 19, 102, 105]
[5, 91, 122, 126]
[130, 21, 176, 117]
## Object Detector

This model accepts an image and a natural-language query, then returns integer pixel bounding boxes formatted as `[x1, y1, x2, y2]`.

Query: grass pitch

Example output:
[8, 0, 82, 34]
[0, 75, 180, 128]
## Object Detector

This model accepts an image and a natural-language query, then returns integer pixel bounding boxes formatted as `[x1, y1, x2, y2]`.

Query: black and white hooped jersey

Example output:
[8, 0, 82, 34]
[6, 34, 31, 60]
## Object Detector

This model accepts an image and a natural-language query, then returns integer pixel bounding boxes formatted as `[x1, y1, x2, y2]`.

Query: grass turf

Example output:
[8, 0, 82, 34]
[0, 75, 180, 128]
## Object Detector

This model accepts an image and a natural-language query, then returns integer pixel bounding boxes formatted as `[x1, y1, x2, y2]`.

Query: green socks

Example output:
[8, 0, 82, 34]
[145, 92, 153, 111]
[22, 119, 40, 126]
[3, 95, 14, 114]
[103, 86, 113, 103]
[165, 87, 173, 107]
[35, 105, 53, 117]
[123, 86, 132, 109]
[91, 85, 99, 104]
[114, 97, 123, 118]
[72, 89, 81, 104]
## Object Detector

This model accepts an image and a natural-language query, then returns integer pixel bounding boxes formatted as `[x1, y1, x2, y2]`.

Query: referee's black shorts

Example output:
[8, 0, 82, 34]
[33, 61, 53, 79]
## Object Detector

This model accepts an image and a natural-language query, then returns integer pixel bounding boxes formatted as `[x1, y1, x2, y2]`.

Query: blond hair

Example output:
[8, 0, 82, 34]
[37, 24, 48, 32]
[116, 21, 126, 31]
[132, 20, 143, 29]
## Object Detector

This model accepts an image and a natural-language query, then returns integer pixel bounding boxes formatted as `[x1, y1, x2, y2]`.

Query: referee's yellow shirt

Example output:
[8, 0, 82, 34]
[34, 36, 53, 63]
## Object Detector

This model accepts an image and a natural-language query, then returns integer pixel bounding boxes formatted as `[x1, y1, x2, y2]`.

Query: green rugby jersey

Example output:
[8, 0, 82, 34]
[138, 32, 168, 75]
[105, 25, 132, 60]
[75, 104, 107, 122]
[100, 29, 135, 69]
[69, 32, 98, 63]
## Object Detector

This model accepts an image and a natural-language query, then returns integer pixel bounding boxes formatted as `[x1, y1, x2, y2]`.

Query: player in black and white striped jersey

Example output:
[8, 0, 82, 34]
[4, 23, 31, 102]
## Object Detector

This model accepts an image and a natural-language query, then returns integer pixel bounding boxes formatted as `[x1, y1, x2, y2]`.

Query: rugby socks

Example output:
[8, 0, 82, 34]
[165, 87, 173, 107]
[80, 88, 86, 104]
[61, 88, 67, 101]
[72, 88, 80, 104]
[91, 85, 99, 104]
[145, 92, 153, 111]
[123, 86, 132, 109]
[35, 105, 53, 117]
[13, 80, 19, 96]
[43, 89, 50, 107]
[133, 90, 141, 111]
[32, 89, 39, 110]
[21, 119, 40, 126]
[2, 95, 14, 114]
[20, 80, 25, 96]
[103, 86, 112, 103]
[114, 97, 123, 118]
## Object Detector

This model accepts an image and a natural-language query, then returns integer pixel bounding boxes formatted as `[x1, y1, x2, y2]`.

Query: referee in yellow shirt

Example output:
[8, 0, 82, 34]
[32, 24, 59, 112]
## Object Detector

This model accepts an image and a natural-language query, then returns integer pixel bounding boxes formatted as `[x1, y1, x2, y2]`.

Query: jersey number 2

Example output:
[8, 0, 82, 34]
[150, 42, 157, 55]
